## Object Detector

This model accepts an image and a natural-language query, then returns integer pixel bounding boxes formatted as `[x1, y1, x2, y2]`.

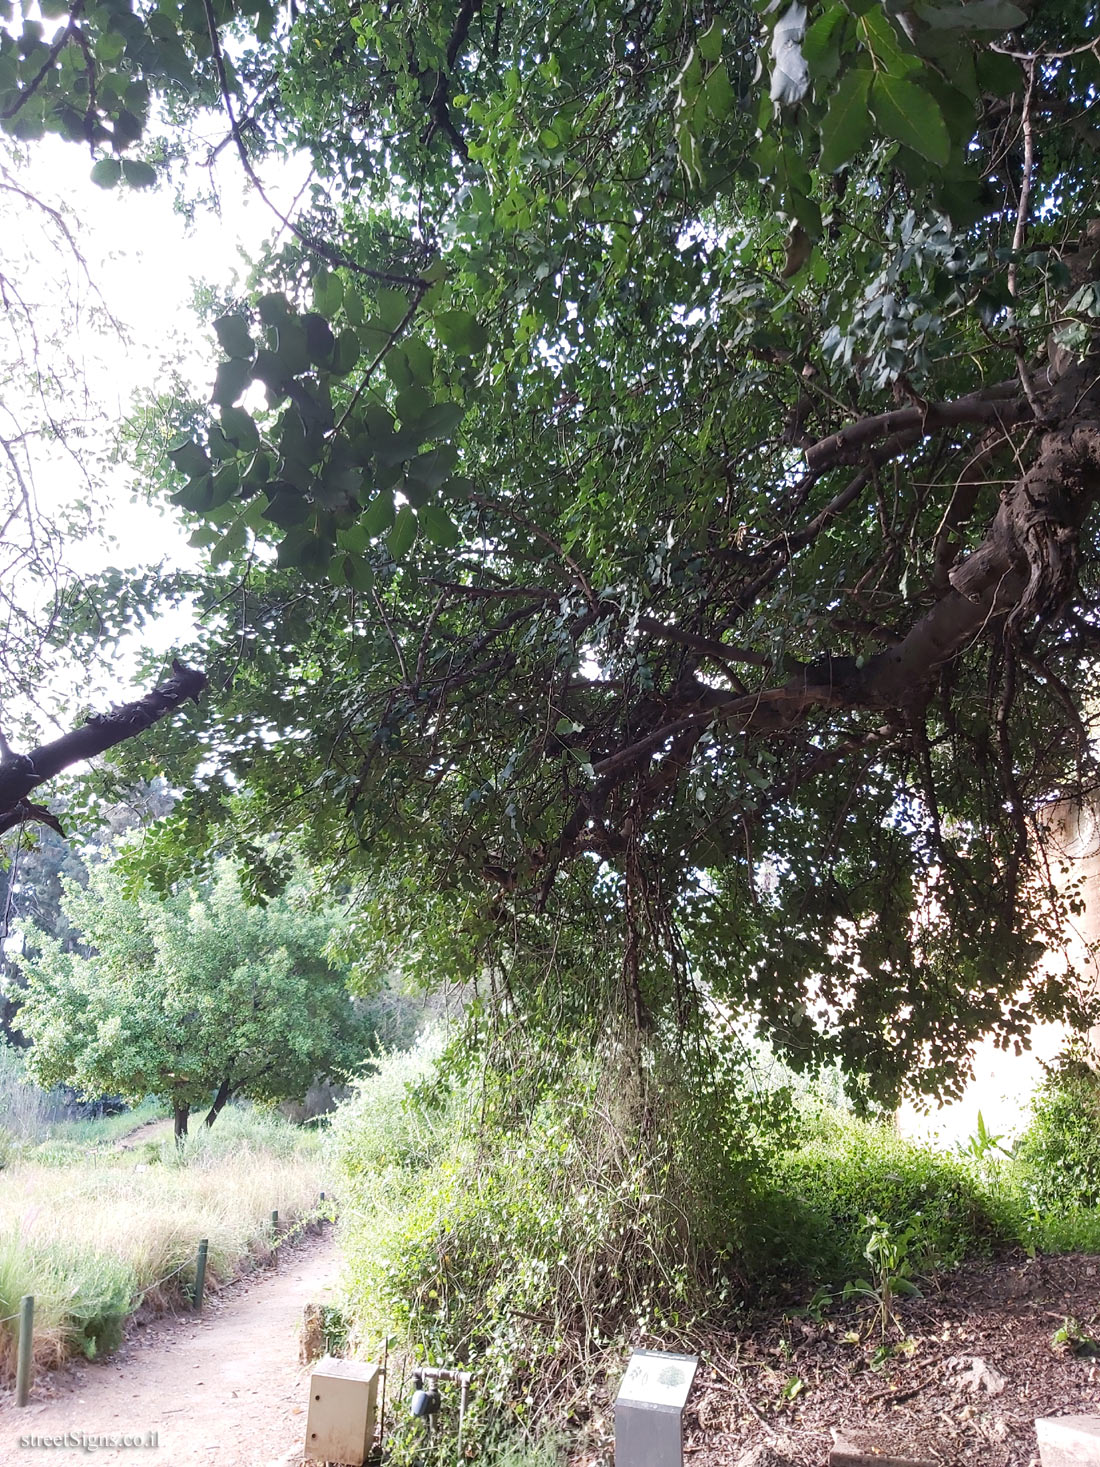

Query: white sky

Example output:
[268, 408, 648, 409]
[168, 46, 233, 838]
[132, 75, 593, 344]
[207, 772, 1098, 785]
[2, 130, 310, 720]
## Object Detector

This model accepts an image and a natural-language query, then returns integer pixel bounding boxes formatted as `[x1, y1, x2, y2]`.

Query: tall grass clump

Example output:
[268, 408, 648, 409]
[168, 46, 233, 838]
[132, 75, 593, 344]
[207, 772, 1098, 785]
[0, 1105, 329, 1380]
[0, 1040, 72, 1146]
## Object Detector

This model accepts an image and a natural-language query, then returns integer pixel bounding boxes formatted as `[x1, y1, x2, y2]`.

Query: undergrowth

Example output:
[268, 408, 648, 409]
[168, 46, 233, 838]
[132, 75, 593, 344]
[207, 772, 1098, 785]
[330, 1034, 1100, 1461]
[750, 1105, 1017, 1283]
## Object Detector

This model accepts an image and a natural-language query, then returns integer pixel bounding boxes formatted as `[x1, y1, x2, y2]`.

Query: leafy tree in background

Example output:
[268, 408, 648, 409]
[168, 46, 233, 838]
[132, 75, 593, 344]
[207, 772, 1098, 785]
[0, 780, 175, 1045]
[16, 859, 372, 1139]
[3, 0, 1100, 1101]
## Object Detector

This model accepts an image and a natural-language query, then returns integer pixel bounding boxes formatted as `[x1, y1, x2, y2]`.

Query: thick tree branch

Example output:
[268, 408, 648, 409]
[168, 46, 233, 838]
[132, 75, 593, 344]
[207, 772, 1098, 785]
[0, 661, 207, 833]
[587, 406, 1100, 785]
[804, 384, 1030, 474]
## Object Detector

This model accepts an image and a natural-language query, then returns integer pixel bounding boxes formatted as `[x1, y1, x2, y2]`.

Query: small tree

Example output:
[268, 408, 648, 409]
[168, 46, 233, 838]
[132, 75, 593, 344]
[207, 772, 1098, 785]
[16, 859, 371, 1140]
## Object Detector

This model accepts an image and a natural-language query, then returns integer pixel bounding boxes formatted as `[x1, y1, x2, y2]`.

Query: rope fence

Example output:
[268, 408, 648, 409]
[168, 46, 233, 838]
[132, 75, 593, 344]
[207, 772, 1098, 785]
[3, 1190, 334, 1406]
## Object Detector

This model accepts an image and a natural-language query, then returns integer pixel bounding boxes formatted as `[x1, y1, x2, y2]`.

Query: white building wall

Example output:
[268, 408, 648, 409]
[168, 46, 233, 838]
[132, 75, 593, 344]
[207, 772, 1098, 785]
[898, 800, 1100, 1148]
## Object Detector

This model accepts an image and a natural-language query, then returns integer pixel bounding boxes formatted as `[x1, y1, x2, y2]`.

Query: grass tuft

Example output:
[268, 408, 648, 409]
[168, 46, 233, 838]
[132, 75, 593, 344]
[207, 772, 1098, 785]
[0, 1105, 329, 1380]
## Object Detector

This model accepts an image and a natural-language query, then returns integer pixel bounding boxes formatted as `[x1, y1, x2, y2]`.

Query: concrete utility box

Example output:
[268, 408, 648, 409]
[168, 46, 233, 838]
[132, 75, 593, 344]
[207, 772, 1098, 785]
[615, 1350, 698, 1467]
[304, 1356, 379, 1466]
[1037, 1415, 1100, 1467]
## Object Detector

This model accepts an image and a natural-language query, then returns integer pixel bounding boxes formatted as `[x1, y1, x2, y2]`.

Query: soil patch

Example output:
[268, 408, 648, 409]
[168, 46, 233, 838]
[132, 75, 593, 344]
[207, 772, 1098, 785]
[114, 1117, 174, 1150]
[674, 1251, 1100, 1466]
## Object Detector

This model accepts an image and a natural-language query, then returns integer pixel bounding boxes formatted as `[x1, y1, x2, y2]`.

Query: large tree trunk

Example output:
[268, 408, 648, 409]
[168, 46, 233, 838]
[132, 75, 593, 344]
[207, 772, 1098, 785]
[204, 1076, 234, 1129]
[173, 1100, 190, 1145]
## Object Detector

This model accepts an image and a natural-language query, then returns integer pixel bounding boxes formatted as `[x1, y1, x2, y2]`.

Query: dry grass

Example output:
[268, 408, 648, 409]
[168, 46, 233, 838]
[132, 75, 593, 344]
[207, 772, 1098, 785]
[0, 1107, 330, 1378]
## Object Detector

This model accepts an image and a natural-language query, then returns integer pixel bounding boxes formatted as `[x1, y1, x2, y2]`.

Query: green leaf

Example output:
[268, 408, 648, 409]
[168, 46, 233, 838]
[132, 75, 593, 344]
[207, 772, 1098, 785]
[113, 109, 144, 149]
[435, 310, 488, 355]
[857, 9, 919, 75]
[303, 312, 336, 365]
[252, 349, 286, 393]
[976, 49, 1021, 96]
[210, 518, 247, 566]
[359, 492, 396, 537]
[403, 336, 435, 387]
[418, 503, 461, 548]
[257, 291, 291, 326]
[94, 29, 126, 63]
[820, 68, 872, 171]
[869, 74, 950, 165]
[262, 485, 310, 528]
[211, 357, 251, 407]
[395, 385, 432, 428]
[915, 0, 1027, 28]
[388, 504, 418, 560]
[312, 268, 343, 318]
[405, 447, 459, 501]
[702, 67, 735, 121]
[342, 554, 375, 592]
[169, 475, 214, 512]
[697, 19, 722, 62]
[273, 319, 309, 376]
[207, 422, 233, 460]
[121, 159, 157, 188]
[803, 4, 846, 81]
[219, 405, 260, 453]
[276, 526, 327, 571]
[166, 436, 210, 477]
[242, 450, 271, 488]
[343, 290, 365, 327]
[332, 330, 361, 376]
[90, 157, 121, 188]
[214, 314, 254, 360]
[377, 287, 410, 330]
[210, 462, 240, 506]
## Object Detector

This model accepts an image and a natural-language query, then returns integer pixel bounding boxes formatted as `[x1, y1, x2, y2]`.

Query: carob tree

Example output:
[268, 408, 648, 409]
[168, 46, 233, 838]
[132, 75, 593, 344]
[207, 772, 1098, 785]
[5, 0, 1100, 1098]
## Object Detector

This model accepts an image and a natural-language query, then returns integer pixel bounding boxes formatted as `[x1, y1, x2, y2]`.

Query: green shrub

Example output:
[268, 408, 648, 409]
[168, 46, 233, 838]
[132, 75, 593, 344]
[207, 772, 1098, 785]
[745, 1108, 1015, 1283]
[52, 1247, 136, 1359]
[1014, 1057, 1100, 1214]
[333, 1039, 773, 1449]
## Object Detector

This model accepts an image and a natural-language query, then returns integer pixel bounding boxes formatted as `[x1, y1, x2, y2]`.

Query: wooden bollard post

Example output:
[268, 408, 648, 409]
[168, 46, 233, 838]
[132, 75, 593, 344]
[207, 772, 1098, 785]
[194, 1239, 209, 1314]
[15, 1294, 33, 1407]
[271, 1210, 279, 1267]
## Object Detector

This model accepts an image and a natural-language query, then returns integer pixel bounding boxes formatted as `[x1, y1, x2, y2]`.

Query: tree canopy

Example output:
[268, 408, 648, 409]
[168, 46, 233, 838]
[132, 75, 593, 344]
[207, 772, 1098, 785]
[3, 0, 1100, 1102]
[17, 859, 372, 1137]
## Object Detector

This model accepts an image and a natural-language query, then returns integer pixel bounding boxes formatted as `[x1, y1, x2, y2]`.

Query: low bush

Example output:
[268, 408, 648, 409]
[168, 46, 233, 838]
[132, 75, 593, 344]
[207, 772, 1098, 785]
[1013, 1056, 1100, 1214]
[751, 1106, 1018, 1284]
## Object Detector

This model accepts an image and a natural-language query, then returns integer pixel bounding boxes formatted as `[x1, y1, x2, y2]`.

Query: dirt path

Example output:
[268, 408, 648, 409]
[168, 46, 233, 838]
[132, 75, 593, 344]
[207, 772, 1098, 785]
[0, 1228, 340, 1467]
[113, 1117, 174, 1150]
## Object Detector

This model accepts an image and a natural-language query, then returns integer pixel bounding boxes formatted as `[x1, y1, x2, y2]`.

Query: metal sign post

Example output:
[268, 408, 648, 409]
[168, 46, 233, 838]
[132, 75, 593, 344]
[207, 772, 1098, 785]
[614, 1350, 698, 1467]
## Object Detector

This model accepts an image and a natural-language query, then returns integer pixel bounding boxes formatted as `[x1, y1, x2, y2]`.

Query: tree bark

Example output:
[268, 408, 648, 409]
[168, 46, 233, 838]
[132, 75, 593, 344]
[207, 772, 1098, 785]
[173, 1100, 190, 1144]
[0, 661, 207, 837]
[204, 1076, 234, 1129]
